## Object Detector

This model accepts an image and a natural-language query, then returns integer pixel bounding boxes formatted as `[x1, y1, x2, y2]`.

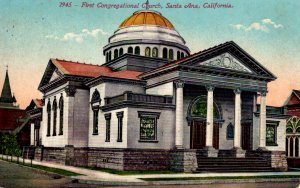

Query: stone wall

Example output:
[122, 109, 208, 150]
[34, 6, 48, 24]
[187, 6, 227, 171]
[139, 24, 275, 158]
[88, 148, 124, 170]
[123, 149, 170, 171]
[34, 146, 43, 161]
[170, 149, 197, 172]
[246, 150, 288, 171]
[42, 147, 66, 165]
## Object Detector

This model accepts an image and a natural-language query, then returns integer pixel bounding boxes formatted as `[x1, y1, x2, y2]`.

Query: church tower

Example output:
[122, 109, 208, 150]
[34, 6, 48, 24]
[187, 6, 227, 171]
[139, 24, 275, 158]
[0, 67, 19, 109]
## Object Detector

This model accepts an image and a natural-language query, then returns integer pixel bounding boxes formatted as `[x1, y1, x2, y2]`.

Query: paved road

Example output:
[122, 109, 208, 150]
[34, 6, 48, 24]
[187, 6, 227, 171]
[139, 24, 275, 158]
[106, 182, 300, 188]
[0, 160, 80, 188]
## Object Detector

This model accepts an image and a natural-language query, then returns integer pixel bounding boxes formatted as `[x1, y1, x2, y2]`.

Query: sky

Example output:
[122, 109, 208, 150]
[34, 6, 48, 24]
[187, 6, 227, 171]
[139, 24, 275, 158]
[0, 0, 300, 109]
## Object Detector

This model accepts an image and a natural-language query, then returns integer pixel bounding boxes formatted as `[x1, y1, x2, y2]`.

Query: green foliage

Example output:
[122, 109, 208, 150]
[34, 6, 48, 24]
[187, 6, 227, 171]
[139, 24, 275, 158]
[0, 133, 21, 156]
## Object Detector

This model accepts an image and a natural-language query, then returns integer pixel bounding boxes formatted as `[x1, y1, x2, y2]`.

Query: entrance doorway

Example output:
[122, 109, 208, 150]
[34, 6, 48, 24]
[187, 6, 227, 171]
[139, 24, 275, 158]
[191, 120, 219, 149]
[241, 122, 252, 150]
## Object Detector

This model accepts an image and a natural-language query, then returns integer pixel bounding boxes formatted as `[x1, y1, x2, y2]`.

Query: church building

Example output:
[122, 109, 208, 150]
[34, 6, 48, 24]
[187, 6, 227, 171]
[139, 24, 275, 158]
[30, 9, 288, 172]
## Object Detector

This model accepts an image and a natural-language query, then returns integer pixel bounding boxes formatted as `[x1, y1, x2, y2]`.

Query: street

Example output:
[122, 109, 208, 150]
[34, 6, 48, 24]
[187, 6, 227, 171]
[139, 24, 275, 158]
[0, 160, 300, 188]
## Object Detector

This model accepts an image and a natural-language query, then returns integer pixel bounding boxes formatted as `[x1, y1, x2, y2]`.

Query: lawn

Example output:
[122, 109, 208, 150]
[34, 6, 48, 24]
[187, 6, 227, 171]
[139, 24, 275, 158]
[85, 167, 180, 175]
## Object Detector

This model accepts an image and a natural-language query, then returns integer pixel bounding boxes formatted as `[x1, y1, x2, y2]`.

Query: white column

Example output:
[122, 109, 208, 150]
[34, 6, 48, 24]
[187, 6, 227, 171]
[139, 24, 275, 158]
[206, 86, 214, 147]
[30, 123, 35, 146]
[288, 137, 291, 157]
[293, 136, 296, 157]
[175, 81, 184, 148]
[234, 89, 242, 148]
[259, 92, 267, 148]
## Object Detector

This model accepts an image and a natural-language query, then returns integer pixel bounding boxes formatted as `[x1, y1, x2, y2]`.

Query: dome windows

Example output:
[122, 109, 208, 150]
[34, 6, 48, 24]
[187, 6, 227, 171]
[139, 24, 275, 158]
[152, 47, 158, 58]
[134, 46, 140, 55]
[169, 49, 174, 60]
[163, 48, 168, 59]
[109, 51, 112, 61]
[114, 49, 119, 59]
[128, 47, 133, 54]
[119, 48, 124, 56]
[145, 47, 151, 57]
[181, 52, 184, 59]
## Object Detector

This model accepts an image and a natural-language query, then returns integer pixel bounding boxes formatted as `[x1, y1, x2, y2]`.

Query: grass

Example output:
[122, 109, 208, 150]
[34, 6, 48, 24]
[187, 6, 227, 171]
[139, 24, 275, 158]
[27, 164, 81, 176]
[84, 167, 180, 175]
[140, 175, 300, 181]
[0, 158, 81, 176]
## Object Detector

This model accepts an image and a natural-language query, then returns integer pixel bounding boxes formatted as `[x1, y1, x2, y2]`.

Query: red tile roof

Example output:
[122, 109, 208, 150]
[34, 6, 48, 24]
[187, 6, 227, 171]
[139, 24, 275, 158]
[52, 59, 143, 80]
[0, 108, 25, 131]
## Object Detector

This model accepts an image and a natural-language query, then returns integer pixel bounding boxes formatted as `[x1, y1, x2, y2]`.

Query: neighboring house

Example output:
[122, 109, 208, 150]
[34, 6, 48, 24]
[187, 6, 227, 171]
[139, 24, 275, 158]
[283, 90, 300, 167]
[0, 68, 30, 148]
[31, 9, 288, 172]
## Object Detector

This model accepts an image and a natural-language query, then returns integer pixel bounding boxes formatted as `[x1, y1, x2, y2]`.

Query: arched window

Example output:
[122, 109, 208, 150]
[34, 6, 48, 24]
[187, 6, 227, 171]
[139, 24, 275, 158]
[114, 49, 119, 59]
[52, 98, 57, 136]
[181, 52, 184, 59]
[119, 48, 124, 56]
[59, 95, 64, 135]
[177, 51, 180, 60]
[106, 52, 108, 63]
[134, 46, 140, 55]
[47, 101, 51, 136]
[227, 123, 234, 140]
[128, 47, 133, 54]
[163, 48, 168, 59]
[145, 47, 151, 57]
[108, 51, 112, 61]
[189, 96, 221, 119]
[91, 89, 101, 104]
[169, 49, 174, 60]
[152, 47, 158, 58]
[91, 89, 101, 135]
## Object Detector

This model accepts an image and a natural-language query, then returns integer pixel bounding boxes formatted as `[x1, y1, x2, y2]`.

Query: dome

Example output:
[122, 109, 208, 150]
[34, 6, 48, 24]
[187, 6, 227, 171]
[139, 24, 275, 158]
[119, 10, 174, 29]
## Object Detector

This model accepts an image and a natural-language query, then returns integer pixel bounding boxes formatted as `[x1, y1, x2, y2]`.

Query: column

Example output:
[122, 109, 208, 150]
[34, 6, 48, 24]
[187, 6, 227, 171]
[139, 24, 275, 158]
[206, 86, 214, 147]
[298, 137, 300, 157]
[234, 89, 242, 148]
[293, 136, 296, 157]
[175, 81, 184, 149]
[288, 137, 291, 157]
[259, 92, 267, 149]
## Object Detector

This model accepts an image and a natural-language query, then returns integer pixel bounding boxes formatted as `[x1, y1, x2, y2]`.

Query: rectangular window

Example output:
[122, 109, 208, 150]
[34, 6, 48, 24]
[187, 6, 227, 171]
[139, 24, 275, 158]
[93, 109, 99, 135]
[138, 111, 160, 142]
[266, 121, 279, 146]
[116, 112, 124, 142]
[105, 113, 111, 142]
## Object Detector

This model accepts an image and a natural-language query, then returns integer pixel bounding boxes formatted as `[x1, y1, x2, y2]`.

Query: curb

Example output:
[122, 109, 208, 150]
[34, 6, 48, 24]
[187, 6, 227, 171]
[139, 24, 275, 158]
[74, 177, 300, 186]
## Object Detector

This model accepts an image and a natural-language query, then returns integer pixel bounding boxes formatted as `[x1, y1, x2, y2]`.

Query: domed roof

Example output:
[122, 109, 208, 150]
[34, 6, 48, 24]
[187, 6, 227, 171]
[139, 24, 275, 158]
[119, 10, 174, 29]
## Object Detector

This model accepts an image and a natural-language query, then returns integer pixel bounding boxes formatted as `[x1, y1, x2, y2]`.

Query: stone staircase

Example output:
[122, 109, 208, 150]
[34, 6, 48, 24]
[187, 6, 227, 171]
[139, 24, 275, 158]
[194, 150, 274, 172]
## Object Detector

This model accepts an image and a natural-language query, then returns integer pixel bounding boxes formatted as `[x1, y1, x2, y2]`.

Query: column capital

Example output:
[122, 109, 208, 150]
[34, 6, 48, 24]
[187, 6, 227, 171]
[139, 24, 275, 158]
[205, 85, 215, 92]
[174, 80, 184, 88]
[234, 88, 241, 94]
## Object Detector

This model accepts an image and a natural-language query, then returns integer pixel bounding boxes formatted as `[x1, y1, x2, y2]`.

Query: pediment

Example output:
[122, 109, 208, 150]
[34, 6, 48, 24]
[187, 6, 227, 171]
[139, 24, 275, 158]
[199, 53, 253, 73]
[49, 68, 63, 83]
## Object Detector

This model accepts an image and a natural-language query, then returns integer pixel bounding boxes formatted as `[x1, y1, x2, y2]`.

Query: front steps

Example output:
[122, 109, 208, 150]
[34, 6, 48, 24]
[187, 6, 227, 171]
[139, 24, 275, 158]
[194, 150, 274, 172]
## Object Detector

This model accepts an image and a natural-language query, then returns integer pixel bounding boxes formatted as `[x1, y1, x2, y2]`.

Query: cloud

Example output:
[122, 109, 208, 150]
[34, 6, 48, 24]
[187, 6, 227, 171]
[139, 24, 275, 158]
[262, 18, 283, 28]
[230, 18, 283, 33]
[45, 28, 108, 43]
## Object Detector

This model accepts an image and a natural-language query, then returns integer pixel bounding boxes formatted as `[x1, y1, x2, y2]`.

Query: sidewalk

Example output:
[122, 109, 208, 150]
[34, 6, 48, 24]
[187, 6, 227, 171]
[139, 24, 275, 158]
[1, 154, 300, 186]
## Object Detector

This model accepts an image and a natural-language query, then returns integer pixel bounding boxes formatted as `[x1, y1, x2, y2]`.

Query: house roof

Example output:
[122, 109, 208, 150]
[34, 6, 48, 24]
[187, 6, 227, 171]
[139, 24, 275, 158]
[39, 59, 144, 91]
[0, 108, 25, 131]
[33, 99, 44, 108]
[51, 59, 112, 78]
[283, 89, 300, 106]
[51, 59, 143, 80]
